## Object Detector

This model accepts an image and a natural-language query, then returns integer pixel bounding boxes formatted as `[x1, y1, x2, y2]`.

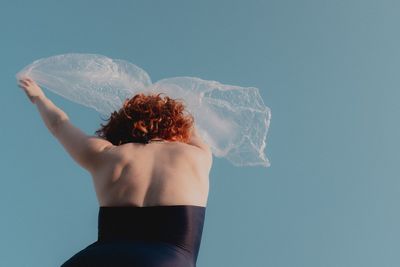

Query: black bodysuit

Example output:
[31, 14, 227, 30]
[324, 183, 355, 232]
[61, 205, 206, 267]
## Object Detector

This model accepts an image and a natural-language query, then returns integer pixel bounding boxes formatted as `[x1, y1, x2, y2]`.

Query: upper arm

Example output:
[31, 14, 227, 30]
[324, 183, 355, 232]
[51, 119, 114, 173]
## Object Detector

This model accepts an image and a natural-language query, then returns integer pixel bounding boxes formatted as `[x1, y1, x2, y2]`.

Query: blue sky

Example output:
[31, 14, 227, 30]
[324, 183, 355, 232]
[1, 1, 400, 266]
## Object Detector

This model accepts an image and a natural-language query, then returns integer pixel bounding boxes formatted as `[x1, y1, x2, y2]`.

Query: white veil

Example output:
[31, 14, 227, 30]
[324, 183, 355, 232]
[16, 53, 271, 168]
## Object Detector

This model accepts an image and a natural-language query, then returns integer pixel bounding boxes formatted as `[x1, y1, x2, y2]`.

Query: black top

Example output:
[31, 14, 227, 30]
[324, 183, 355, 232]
[98, 205, 206, 260]
[61, 205, 206, 267]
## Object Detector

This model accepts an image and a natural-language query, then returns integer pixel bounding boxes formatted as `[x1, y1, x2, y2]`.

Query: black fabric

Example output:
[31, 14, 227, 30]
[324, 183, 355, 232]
[61, 205, 206, 267]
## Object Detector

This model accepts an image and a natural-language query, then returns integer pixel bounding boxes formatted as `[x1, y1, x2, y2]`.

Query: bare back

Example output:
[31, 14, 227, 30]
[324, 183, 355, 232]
[90, 140, 212, 207]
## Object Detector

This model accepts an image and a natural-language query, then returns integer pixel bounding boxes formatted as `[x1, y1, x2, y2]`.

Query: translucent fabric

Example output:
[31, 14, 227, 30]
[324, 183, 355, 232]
[16, 53, 271, 167]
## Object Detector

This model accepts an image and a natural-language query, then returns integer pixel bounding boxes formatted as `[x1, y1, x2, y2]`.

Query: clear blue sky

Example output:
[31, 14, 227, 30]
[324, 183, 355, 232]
[1, 1, 400, 266]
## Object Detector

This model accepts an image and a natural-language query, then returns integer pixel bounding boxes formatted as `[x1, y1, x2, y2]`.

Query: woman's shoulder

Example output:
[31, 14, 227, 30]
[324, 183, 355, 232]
[112, 141, 213, 172]
[161, 141, 212, 166]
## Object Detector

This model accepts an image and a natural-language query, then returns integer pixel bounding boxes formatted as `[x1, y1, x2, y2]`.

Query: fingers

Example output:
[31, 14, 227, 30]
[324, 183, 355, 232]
[18, 78, 36, 89]
[17, 77, 41, 96]
[18, 81, 29, 90]
[18, 77, 35, 84]
[19, 79, 29, 86]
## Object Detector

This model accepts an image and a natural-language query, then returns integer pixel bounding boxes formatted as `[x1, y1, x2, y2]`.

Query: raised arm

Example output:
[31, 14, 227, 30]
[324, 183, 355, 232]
[18, 78, 65, 134]
[18, 78, 114, 173]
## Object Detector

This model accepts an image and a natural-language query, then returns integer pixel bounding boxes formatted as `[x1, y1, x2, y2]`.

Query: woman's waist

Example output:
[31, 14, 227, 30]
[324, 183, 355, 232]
[97, 205, 206, 255]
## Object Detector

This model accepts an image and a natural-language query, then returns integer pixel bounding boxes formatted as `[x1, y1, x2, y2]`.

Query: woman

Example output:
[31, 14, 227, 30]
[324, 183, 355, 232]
[18, 78, 213, 267]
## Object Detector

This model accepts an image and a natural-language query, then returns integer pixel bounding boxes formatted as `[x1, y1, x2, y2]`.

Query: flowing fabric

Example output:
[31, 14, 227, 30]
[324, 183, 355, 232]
[16, 53, 271, 167]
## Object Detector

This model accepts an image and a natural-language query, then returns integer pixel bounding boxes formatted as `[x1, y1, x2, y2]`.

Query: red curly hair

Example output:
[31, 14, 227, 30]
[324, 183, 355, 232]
[95, 93, 195, 145]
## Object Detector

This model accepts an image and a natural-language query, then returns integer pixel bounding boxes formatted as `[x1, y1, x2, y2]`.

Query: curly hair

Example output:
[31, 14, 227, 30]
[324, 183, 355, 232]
[94, 93, 195, 145]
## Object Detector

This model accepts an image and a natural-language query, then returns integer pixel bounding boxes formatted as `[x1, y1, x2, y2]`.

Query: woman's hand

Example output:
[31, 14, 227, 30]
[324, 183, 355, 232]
[18, 78, 46, 104]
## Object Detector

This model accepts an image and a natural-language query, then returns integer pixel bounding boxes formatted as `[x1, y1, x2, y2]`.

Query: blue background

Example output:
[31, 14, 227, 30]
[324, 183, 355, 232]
[1, 1, 400, 266]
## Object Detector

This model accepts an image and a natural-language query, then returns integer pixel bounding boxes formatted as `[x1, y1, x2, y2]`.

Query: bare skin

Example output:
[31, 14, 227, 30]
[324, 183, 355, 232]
[92, 140, 212, 207]
[18, 78, 212, 207]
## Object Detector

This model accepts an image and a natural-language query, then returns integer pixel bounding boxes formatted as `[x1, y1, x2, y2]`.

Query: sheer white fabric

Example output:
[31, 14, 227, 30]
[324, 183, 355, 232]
[16, 53, 271, 167]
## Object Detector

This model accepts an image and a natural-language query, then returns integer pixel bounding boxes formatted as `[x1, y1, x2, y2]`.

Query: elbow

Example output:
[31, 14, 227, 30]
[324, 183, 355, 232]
[50, 116, 69, 136]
